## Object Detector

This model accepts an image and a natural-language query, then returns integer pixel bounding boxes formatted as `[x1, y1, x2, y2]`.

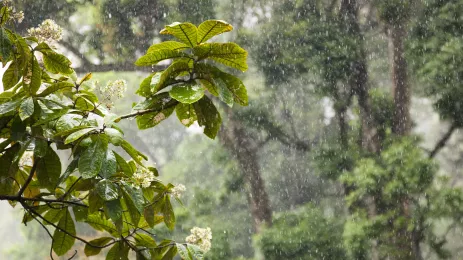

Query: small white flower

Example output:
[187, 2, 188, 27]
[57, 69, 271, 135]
[186, 227, 212, 252]
[12, 11, 24, 23]
[97, 79, 127, 109]
[171, 184, 186, 198]
[27, 19, 63, 43]
[133, 166, 155, 188]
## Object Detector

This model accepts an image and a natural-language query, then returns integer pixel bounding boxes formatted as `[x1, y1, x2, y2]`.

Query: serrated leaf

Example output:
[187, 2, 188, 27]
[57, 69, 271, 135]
[84, 237, 113, 257]
[42, 50, 73, 75]
[193, 96, 222, 139]
[19, 97, 35, 121]
[197, 20, 233, 43]
[36, 146, 61, 191]
[135, 49, 186, 66]
[52, 209, 76, 256]
[99, 150, 117, 179]
[176, 103, 197, 127]
[64, 127, 96, 144]
[170, 83, 205, 104]
[147, 41, 190, 53]
[78, 136, 108, 179]
[160, 22, 198, 47]
[194, 43, 248, 71]
[96, 179, 119, 201]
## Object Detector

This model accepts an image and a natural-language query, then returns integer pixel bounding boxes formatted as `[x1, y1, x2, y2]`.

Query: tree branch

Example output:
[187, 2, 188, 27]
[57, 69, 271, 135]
[116, 101, 179, 121]
[429, 122, 457, 158]
[17, 158, 41, 197]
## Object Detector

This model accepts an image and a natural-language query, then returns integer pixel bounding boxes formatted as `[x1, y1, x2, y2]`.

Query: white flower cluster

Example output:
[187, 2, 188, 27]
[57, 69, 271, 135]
[97, 79, 127, 109]
[170, 184, 186, 198]
[2, 1, 24, 24]
[133, 166, 155, 188]
[19, 151, 34, 167]
[186, 227, 212, 252]
[27, 19, 63, 43]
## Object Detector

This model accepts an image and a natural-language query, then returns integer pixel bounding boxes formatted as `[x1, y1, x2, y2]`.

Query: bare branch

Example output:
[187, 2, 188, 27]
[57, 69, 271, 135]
[429, 122, 457, 158]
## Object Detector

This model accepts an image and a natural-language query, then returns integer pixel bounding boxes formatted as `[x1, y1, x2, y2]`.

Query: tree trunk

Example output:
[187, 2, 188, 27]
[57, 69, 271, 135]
[389, 25, 411, 136]
[219, 110, 272, 233]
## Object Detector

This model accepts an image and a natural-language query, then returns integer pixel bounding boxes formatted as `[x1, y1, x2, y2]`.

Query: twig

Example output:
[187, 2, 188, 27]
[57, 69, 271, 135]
[429, 122, 457, 158]
[17, 158, 40, 197]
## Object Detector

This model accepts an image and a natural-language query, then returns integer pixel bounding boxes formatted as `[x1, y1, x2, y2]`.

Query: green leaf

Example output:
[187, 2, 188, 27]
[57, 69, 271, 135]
[0, 100, 20, 117]
[29, 56, 42, 94]
[42, 50, 74, 75]
[114, 151, 133, 177]
[2, 62, 20, 90]
[104, 199, 123, 221]
[136, 106, 175, 130]
[106, 242, 129, 260]
[85, 213, 118, 236]
[135, 233, 157, 248]
[84, 237, 113, 257]
[19, 97, 35, 121]
[99, 150, 117, 179]
[194, 43, 248, 71]
[153, 61, 191, 92]
[121, 140, 147, 164]
[193, 96, 222, 139]
[122, 184, 144, 212]
[43, 208, 65, 225]
[122, 189, 141, 226]
[52, 209, 76, 256]
[163, 196, 175, 230]
[137, 72, 158, 97]
[147, 41, 190, 53]
[0, 28, 12, 61]
[135, 49, 186, 66]
[64, 127, 96, 144]
[0, 144, 20, 195]
[36, 146, 62, 191]
[187, 244, 205, 259]
[37, 82, 74, 97]
[34, 137, 48, 157]
[105, 128, 123, 145]
[197, 20, 233, 43]
[176, 103, 197, 127]
[170, 83, 205, 104]
[79, 136, 108, 179]
[34, 108, 69, 126]
[96, 179, 119, 201]
[160, 22, 198, 47]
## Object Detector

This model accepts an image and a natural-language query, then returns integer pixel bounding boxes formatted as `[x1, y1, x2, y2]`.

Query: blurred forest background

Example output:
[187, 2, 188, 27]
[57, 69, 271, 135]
[1, 0, 463, 259]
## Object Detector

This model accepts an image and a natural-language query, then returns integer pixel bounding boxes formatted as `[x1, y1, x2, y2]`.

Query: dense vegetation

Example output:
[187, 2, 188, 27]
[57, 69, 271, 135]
[1, 0, 463, 259]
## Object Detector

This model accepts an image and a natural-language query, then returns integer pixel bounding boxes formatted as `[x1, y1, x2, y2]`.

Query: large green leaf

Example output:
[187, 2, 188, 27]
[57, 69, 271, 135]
[136, 106, 175, 130]
[99, 150, 117, 179]
[160, 22, 198, 47]
[78, 136, 108, 179]
[106, 242, 129, 260]
[197, 20, 233, 43]
[43, 208, 65, 225]
[170, 83, 205, 104]
[2, 62, 20, 90]
[122, 190, 141, 226]
[42, 50, 73, 75]
[175, 103, 197, 127]
[84, 237, 113, 257]
[0, 144, 20, 195]
[194, 43, 248, 71]
[18, 97, 35, 121]
[135, 49, 186, 66]
[134, 233, 157, 248]
[177, 244, 192, 260]
[36, 146, 62, 191]
[193, 96, 222, 139]
[147, 41, 190, 53]
[0, 100, 20, 117]
[52, 209, 76, 256]
[162, 196, 175, 230]
[120, 140, 147, 164]
[137, 72, 158, 97]
[96, 179, 119, 201]
[64, 127, 96, 144]
[153, 61, 191, 93]
[104, 199, 123, 221]
[85, 213, 118, 236]
[37, 82, 74, 97]
[105, 128, 123, 145]
[29, 56, 42, 94]
[114, 151, 133, 177]
[0, 28, 12, 62]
